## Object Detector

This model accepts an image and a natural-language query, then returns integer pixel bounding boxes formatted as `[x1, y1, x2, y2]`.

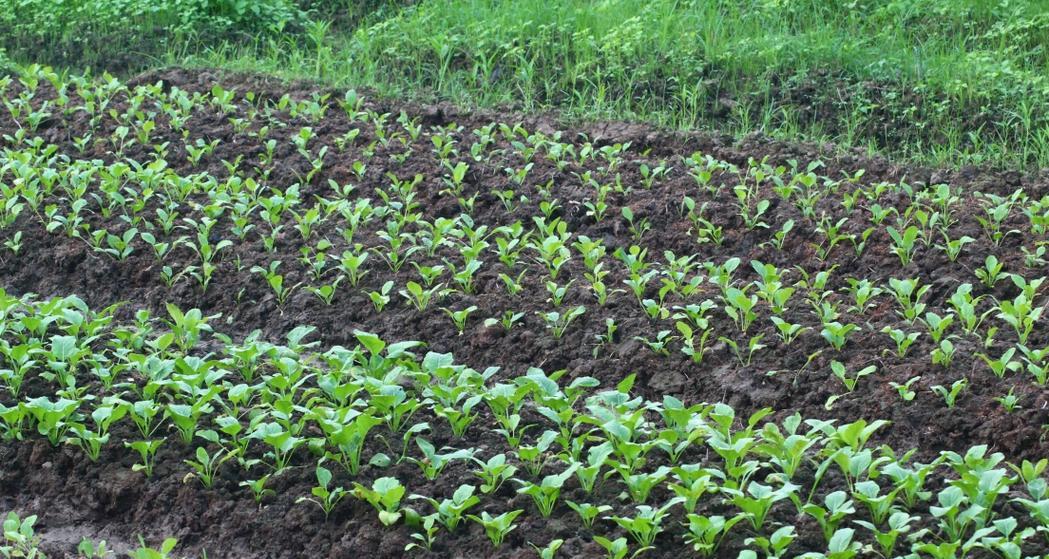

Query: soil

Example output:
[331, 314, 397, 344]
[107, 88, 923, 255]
[0, 67, 1046, 558]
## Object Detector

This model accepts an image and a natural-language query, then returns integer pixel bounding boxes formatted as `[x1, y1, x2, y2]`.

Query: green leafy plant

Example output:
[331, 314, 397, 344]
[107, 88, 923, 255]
[467, 510, 523, 548]
[684, 514, 744, 557]
[514, 464, 578, 517]
[298, 461, 349, 519]
[606, 498, 682, 547]
[831, 361, 876, 392]
[539, 306, 585, 339]
[931, 378, 968, 408]
[411, 483, 480, 532]
[352, 476, 405, 526]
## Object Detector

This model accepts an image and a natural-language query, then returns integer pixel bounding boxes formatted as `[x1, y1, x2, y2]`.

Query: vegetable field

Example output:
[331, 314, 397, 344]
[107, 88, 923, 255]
[0, 65, 1047, 558]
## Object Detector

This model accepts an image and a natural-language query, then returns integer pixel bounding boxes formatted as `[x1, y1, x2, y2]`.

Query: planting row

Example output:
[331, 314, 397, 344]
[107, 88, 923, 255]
[1, 65, 1047, 457]
[0, 291, 1046, 558]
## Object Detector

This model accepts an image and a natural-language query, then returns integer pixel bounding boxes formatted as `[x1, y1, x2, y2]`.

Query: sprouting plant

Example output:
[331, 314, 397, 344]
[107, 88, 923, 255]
[185, 137, 219, 166]
[682, 197, 724, 245]
[886, 225, 920, 265]
[937, 233, 974, 262]
[944, 283, 987, 335]
[567, 440, 613, 494]
[76, 537, 112, 558]
[467, 510, 523, 548]
[931, 378, 968, 408]
[298, 461, 349, 519]
[1018, 344, 1049, 385]
[719, 334, 766, 366]
[514, 464, 578, 518]
[240, 475, 275, 504]
[545, 280, 573, 307]
[854, 511, 917, 558]
[593, 535, 650, 559]
[770, 316, 808, 345]
[612, 465, 672, 505]
[164, 303, 216, 353]
[338, 246, 370, 286]
[802, 491, 856, 543]
[770, 219, 794, 250]
[410, 439, 475, 480]
[977, 348, 1022, 379]
[922, 311, 955, 343]
[443, 305, 478, 335]
[184, 446, 232, 489]
[976, 190, 1023, 245]
[607, 498, 683, 547]
[516, 430, 559, 477]
[539, 306, 585, 339]
[2, 512, 42, 559]
[742, 525, 796, 559]
[821, 321, 858, 351]
[887, 277, 929, 323]
[638, 161, 671, 189]
[472, 453, 518, 494]
[996, 388, 1022, 412]
[369, 280, 394, 312]
[621, 207, 651, 241]
[722, 287, 758, 333]
[125, 439, 163, 477]
[684, 513, 744, 558]
[405, 513, 439, 553]
[565, 501, 612, 530]
[400, 281, 444, 311]
[676, 320, 714, 363]
[529, 539, 564, 559]
[3, 231, 22, 255]
[635, 331, 675, 356]
[813, 216, 854, 260]
[24, 396, 78, 445]
[727, 481, 799, 531]
[930, 339, 956, 368]
[996, 291, 1044, 344]
[831, 361, 876, 392]
[975, 254, 1006, 287]
[881, 326, 920, 357]
[307, 276, 343, 305]
[889, 376, 920, 402]
[99, 227, 137, 261]
[733, 183, 771, 229]
[251, 261, 301, 309]
[484, 310, 524, 332]
[350, 476, 404, 526]
[411, 483, 480, 532]
[795, 528, 861, 559]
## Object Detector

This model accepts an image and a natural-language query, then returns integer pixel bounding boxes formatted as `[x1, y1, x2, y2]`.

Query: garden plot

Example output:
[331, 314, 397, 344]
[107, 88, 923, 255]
[0, 66, 1045, 558]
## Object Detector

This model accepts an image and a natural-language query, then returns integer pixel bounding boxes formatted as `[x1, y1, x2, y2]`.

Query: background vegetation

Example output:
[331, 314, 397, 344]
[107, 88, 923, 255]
[3, 0, 1049, 168]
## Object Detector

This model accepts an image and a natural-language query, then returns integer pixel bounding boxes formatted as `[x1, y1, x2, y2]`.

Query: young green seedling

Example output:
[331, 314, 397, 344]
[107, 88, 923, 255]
[931, 378, 968, 408]
[298, 461, 349, 519]
[410, 483, 480, 532]
[352, 476, 405, 526]
[467, 510, 523, 548]
[514, 464, 578, 517]
[831, 361, 876, 392]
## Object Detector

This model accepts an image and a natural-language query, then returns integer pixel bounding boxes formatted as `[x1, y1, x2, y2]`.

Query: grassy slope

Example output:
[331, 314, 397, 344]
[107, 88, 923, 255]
[4, 0, 1049, 168]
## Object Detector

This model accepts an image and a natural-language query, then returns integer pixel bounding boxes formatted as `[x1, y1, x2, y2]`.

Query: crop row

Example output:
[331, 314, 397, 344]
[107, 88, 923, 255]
[2, 140, 1049, 411]
[0, 291, 1046, 558]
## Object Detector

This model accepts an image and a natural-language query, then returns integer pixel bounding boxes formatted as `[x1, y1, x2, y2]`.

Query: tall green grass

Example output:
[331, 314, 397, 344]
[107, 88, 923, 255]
[5, 0, 1049, 168]
[0, 0, 303, 71]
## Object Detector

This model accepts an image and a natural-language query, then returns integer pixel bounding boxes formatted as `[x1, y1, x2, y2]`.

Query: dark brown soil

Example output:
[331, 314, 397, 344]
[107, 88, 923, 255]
[0, 67, 1046, 558]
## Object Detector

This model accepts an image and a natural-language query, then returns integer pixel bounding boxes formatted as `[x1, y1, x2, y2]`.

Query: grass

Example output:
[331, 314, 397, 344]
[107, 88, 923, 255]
[4, 0, 1049, 167]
